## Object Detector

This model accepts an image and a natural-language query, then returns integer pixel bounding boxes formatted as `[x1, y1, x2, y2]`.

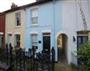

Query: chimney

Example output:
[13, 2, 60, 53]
[11, 3, 18, 9]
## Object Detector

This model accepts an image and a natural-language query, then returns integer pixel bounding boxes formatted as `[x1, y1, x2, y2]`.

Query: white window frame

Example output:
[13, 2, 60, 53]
[31, 34, 38, 48]
[15, 34, 20, 47]
[77, 32, 88, 47]
[31, 7, 38, 25]
[15, 12, 21, 26]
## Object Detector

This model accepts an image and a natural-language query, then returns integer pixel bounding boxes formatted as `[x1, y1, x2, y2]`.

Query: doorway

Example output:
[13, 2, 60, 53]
[57, 34, 68, 63]
[43, 33, 50, 54]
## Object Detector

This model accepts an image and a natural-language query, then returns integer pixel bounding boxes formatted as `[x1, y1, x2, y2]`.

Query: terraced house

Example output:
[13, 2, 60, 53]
[25, 0, 90, 65]
[2, 0, 90, 65]
[5, 3, 25, 48]
[0, 13, 5, 48]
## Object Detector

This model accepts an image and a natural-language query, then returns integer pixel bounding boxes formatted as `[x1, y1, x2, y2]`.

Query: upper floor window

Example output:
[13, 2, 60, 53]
[16, 12, 21, 26]
[31, 8, 38, 25]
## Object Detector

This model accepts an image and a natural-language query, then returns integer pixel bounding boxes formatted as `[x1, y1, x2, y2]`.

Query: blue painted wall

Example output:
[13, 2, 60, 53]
[25, 1, 62, 61]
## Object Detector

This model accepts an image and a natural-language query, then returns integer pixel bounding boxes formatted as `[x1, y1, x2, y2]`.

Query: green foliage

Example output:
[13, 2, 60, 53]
[77, 41, 90, 71]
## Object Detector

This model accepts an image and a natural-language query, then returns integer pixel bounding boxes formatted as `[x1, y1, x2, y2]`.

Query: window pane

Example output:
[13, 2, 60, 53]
[31, 34, 38, 47]
[83, 36, 88, 43]
[77, 36, 88, 48]
[78, 37, 82, 44]
[31, 8, 38, 17]
[15, 34, 20, 47]
[31, 8, 38, 25]
[16, 12, 21, 26]
[32, 34, 37, 42]
[32, 17, 38, 24]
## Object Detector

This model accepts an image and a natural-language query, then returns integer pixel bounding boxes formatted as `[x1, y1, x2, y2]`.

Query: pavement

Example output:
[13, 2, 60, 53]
[55, 62, 78, 71]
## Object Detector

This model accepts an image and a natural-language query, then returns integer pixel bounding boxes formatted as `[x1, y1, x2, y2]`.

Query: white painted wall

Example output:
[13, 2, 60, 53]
[62, 0, 90, 65]
[25, 0, 90, 65]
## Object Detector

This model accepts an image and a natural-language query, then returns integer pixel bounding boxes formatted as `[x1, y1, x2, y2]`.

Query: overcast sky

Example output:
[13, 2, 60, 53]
[0, 0, 36, 12]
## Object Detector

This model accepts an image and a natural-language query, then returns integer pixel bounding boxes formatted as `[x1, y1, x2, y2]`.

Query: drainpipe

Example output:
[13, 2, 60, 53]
[52, 0, 57, 61]
[77, 0, 87, 31]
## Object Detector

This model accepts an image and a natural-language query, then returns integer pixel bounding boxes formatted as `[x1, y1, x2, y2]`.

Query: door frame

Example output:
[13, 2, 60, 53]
[42, 32, 51, 54]
[57, 33, 68, 63]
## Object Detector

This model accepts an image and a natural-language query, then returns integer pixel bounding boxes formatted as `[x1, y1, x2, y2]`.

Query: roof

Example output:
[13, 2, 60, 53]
[0, 13, 5, 16]
[3, 0, 53, 14]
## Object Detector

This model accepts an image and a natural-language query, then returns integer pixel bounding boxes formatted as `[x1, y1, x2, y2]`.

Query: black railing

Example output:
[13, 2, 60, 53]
[0, 44, 55, 71]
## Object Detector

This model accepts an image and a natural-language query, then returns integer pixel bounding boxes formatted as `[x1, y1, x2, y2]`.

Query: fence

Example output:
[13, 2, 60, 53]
[0, 44, 55, 71]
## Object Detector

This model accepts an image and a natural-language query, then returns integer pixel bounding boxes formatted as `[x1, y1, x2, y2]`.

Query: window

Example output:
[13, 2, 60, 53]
[31, 34, 38, 47]
[77, 32, 88, 48]
[15, 34, 20, 47]
[31, 8, 38, 25]
[16, 12, 21, 26]
[7, 34, 12, 44]
[0, 35, 3, 48]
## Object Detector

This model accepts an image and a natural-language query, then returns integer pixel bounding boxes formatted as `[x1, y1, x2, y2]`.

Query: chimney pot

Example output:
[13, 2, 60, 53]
[11, 3, 18, 9]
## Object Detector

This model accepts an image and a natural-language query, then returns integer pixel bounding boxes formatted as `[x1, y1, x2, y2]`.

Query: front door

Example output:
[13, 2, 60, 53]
[43, 33, 50, 54]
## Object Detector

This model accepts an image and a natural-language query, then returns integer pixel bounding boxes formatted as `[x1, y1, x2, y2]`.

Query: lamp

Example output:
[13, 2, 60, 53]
[73, 36, 76, 42]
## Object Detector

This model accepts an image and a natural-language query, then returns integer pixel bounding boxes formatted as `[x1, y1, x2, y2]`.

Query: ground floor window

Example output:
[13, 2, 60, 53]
[77, 36, 88, 48]
[15, 34, 20, 47]
[0, 35, 3, 48]
[7, 34, 12, 45]
[31, 34, 38, 48]
[77, 31, 89, 65]
[77, 31, 88, 48]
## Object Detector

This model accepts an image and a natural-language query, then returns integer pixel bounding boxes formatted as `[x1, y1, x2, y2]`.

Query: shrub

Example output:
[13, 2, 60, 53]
[77, 41, 90, 71]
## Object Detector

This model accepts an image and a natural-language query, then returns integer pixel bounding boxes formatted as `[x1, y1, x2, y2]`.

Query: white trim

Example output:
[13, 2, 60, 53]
[43, 34, 50, 36]
[77, 34, 88, 36]
[0, 32, 3, 35]
[77, 32, 88, 36]
[31, 24, 38, 27]
[56, 31, 67, 38]
[42, 30, 51, 33]
[14, 32, 20, 34]
[30, 6, 39, 10]
[30, 32, 38, 34]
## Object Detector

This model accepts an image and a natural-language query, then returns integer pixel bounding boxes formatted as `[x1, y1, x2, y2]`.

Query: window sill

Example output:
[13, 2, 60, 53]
[31, 24, 38, 27]
[15, 26, 21, 28]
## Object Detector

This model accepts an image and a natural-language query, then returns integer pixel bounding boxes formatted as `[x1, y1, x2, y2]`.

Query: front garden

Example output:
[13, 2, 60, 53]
[0, 41, 90, 71]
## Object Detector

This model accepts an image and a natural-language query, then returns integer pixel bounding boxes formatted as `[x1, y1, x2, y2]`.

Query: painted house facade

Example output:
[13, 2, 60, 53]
[25, 0, 90, 64]
[5, 7, 25, 48]
[0, 13, 5, 48]
[2, 0, 90, 65]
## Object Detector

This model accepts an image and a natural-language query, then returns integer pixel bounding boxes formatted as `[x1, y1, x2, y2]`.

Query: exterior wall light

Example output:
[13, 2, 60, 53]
[73, 36, 76, 42]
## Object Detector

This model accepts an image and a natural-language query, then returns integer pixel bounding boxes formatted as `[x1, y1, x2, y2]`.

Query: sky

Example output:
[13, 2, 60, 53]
[0, 0, 36, 12]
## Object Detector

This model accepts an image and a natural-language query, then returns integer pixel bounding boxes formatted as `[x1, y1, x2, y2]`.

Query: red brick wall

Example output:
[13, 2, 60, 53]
[0, 14, 5, 48]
